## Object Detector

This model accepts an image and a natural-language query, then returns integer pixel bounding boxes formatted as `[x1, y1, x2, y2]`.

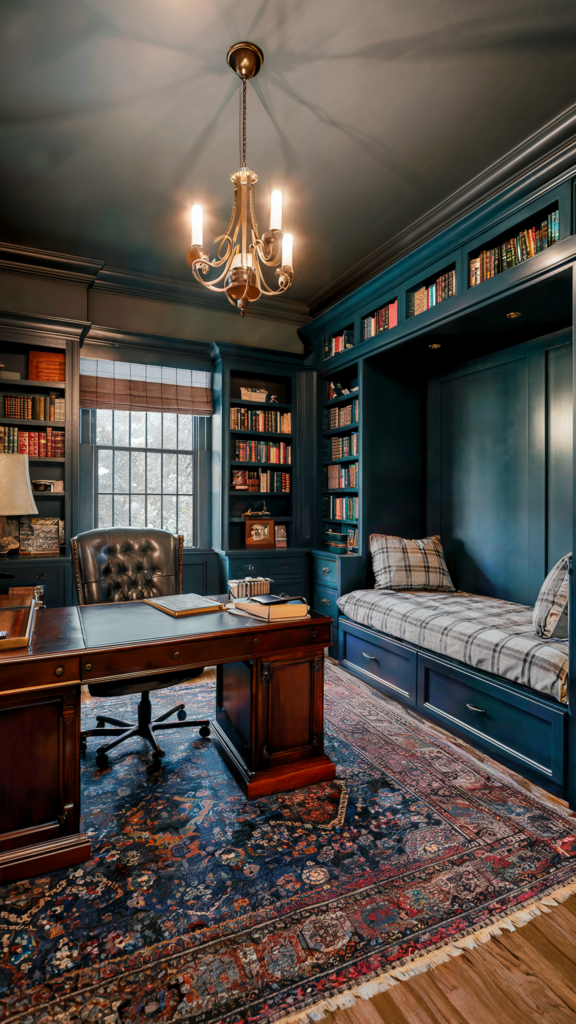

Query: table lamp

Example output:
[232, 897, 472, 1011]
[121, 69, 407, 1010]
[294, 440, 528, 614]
[0, 454, 38, 555]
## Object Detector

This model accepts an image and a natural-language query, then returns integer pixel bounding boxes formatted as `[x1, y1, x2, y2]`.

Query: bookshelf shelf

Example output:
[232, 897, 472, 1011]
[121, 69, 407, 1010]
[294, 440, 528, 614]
[323, 324, 355, 361]
[229, 516, 292, 523]
[323, 424, 359, 437]
[322, 488, 358, 494]
[322, 518, 358, 526]
[319, 362, 360, 556]
[231, 400, 292, 411]
[28, 456, 65, 463]
[230, 460, 292, 469]
[407, 262, 456, 319]
[33, 491, 66, 498]
[230, 429, 292, 439]
[0, 379, 66, 390]
[0, 417, 65, 428]
[361, 298, 398, 342]
[322, 455, 358, 465]
[323, 392, 359, 408]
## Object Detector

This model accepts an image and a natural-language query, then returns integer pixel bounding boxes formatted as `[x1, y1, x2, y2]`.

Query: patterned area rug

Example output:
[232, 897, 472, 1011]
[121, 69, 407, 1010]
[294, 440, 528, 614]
[2, 664, 576, 1024]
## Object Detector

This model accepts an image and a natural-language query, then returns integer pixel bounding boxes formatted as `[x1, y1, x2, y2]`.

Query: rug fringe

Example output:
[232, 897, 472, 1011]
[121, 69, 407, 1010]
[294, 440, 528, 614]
[273, 875, 576, 1024]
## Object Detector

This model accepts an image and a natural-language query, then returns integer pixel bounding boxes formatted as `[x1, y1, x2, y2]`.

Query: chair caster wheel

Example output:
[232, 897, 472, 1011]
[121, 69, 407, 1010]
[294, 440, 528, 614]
[96, 717, 105, 728]
[96, 751, 109, 769]
[177, 709, 187, 721]
[199, 725, 211, 738]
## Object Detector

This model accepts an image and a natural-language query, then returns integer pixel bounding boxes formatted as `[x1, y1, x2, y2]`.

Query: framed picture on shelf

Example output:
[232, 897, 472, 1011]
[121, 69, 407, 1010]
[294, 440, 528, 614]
[274, 524, 287, 548]
[245, 517, 275, 549]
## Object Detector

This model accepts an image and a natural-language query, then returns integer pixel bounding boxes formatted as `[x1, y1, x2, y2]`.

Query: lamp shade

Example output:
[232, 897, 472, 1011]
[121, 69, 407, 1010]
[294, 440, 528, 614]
[0, 454, 38, 515]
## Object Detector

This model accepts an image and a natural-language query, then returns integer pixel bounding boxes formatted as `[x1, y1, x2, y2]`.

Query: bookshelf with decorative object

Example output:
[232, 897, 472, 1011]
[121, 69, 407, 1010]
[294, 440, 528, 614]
[0, 322, 79, 607]
[211, 343, 315, 599]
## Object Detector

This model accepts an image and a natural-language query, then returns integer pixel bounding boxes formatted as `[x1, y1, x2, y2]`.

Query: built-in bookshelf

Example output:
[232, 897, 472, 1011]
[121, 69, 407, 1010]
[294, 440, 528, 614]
[0, 340, 71, 561]
[407, 264, 456, 318]
[320, 367, 359, 552]
[227, 370, 293, 550]
[323, 324, 355, 360]
[468, 202, 559, 288]
[362, 299, 398, 341]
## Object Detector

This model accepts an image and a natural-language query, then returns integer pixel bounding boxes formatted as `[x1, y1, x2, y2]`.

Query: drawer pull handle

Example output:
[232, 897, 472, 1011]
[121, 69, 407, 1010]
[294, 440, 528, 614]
[466, 703, 486, 714]
[84, 662, 93, 672]
[173, 651, 180, 659]
[312, 630, 317, 639]
[321, 599, 330, 606]
[362, 651, 377, 660]
[253, 638, 258, 645]
[55, 666, 64, 677]
[281, 565, 288, 570]
[247, 565, 255, 570]
[322, 567, 330, 574]
[36, 573, 46, 580]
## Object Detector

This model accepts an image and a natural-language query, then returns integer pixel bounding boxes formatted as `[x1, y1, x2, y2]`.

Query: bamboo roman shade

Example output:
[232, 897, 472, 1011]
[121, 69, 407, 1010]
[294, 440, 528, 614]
[79, 358, 212, 416]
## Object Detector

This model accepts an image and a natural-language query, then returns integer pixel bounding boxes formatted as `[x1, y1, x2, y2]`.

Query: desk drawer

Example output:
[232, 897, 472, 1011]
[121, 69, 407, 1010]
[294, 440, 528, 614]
[419, 655, 566, 784]
[0, 656, 81, 695]
[313, 557, 337, 585]
[229, 557, 267, 577]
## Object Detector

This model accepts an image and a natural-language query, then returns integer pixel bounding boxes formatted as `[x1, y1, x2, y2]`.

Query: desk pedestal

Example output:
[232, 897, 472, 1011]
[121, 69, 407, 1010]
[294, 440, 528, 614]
[214, 651, 336, 799]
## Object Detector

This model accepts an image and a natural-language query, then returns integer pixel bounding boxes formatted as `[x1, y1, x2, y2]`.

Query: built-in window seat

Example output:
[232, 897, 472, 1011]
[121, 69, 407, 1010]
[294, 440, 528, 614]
[337, 589, 570, 796]
[337, 590, 568, 703]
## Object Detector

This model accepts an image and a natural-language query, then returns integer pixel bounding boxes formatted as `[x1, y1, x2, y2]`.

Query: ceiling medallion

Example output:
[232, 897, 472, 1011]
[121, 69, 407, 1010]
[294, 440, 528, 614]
[186, 42, 293, 317]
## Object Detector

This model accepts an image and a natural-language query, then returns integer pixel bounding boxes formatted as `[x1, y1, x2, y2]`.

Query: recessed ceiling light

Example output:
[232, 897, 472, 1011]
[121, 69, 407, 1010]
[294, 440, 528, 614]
[506, 311, 521, 319]
[429, 343, 441, 349]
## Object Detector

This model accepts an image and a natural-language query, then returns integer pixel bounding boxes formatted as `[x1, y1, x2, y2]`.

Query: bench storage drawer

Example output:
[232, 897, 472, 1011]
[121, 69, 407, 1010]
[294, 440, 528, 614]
[418, 654, 566, 785]
[340, 619, 417, 703]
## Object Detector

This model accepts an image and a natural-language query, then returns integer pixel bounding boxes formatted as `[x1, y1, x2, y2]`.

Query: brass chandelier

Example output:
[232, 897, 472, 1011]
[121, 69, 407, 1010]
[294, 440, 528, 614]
[186, 42, 294, 316]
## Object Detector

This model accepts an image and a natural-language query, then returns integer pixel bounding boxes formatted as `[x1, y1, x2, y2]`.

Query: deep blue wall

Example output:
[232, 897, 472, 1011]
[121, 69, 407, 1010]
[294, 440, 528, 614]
[428, 330, 572, 605]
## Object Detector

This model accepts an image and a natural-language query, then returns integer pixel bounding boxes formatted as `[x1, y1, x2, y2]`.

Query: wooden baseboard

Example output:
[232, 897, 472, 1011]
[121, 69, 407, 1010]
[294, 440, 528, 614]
[213, 722, 336, 798]
[0, 833, 91, 883]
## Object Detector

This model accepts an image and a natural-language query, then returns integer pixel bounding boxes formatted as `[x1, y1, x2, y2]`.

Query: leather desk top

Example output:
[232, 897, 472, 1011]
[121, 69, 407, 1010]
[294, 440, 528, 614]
[0, 601, 331, 666]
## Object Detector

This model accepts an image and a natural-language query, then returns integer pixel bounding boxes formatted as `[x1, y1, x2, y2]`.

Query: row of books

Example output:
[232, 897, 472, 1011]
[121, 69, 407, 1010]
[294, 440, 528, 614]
[324, 433, 359, 460]
[323, 399, 358, 430]
[229, 407, 291, 434]
[469, 212, 560, 286]
[324, 462, 358, 489]
[3, 393, 65, 422]
[362, 300, 398, 339]
[0, 426, 65, 456]
[408, 269, 456, 318]
[324, 381, 359, 401]
[324, 330, 354, 360]
[233, 440, 292, 464]
[231, 469, 290, 493]
[322, 495, 358, 522]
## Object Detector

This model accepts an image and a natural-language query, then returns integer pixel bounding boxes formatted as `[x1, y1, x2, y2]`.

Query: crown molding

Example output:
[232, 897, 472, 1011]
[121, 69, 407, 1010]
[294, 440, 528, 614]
[92, 266, 311, 328]
[308, 102, 576, 318]
[210, 340, 308, 368]
[0, 242, 104, 285]
[0, 308, 90, 345]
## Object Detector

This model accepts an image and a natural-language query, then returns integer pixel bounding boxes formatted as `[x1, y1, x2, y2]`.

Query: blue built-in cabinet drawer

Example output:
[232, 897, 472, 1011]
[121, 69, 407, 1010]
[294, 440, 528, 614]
[312, 582, 338, 620]
[340, 619, 417, 703]
[418, 654, 566, 785]
[313, 556, 337, 585]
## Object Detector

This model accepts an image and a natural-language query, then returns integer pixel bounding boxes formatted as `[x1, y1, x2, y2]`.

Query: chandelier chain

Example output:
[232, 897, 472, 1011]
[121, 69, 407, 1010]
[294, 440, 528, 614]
[242, 79, 247, 168]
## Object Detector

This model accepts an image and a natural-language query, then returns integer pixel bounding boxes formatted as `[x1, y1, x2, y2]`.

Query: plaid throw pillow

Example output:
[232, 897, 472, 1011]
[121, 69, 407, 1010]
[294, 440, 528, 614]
[370, 533, 455, 592]
[533, 553, 570, 639]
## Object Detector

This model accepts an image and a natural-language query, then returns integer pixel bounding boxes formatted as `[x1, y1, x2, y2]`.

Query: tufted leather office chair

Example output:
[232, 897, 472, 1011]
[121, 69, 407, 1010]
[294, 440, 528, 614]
[71, 527, 210, 768]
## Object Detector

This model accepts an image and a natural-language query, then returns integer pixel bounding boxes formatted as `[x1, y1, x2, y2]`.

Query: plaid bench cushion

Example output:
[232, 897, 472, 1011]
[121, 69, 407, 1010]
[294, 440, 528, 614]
[337, 589, 568, 704]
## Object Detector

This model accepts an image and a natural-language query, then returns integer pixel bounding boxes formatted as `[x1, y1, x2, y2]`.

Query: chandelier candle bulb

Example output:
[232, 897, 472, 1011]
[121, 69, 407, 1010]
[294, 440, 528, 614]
[270, 190, 283, 231]
[282, 233, 293, 270]
[191, 205, 203, 246]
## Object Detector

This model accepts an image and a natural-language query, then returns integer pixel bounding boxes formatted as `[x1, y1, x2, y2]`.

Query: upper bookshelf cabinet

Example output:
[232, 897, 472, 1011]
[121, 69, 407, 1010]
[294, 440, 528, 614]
[362, 298, 398, 342]
[468, 201, 559, 288]
[407, 264, 456, 319]
[323, 324, 355, 361]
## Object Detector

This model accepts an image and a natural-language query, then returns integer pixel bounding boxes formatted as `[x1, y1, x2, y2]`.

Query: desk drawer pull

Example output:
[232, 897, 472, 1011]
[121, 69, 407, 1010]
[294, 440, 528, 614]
[362, 651, 377, 661]
[247, 565, 255, 570]
[322, 567, 330, 574]
[466, 703, 486, 714]
[321, 598, 330, 606]
[281, 565, 289, 570]
[84, 662, 93, 672]
[54, 666, 64, 677]
[36, 573, 46, 580]
[172, 651, 180, 659]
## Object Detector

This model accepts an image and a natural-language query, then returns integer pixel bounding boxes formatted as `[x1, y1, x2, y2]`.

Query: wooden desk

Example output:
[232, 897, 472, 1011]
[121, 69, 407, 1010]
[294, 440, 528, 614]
[0, 602, 333, 883]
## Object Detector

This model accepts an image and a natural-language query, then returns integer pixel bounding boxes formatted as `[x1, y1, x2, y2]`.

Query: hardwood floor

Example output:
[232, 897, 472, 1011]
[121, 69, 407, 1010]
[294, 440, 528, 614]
[322, 894, 576, 1024]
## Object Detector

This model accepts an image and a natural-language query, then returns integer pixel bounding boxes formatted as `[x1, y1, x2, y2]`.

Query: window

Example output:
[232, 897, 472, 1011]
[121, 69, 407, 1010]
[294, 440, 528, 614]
[91, 409, 204, 547]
